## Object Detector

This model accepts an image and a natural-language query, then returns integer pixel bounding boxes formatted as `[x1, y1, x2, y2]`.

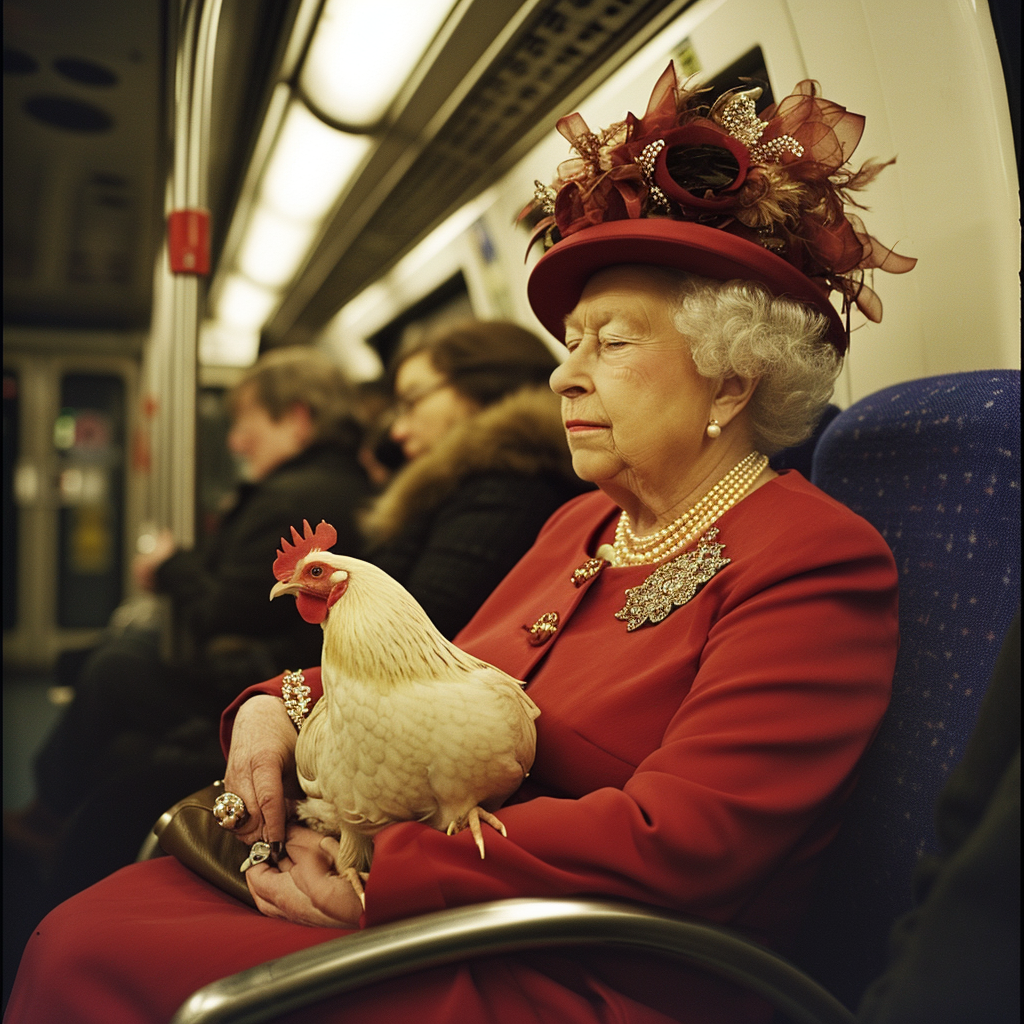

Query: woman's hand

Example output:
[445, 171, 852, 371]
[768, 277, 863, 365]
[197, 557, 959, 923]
[246, 824, 365, 929]
[223, 695, 302, 845]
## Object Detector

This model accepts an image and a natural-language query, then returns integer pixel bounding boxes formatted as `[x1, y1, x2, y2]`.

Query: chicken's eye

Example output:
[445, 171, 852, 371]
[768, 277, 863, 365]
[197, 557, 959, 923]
[310, 566, 323, 577]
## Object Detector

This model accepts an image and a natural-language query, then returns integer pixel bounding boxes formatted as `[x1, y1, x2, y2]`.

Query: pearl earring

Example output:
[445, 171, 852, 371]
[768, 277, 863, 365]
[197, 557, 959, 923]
[706, 419, 721, 439]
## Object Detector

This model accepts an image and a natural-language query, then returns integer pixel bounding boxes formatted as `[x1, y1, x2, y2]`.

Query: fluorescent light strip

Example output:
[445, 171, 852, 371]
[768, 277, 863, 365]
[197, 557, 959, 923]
[301, 0, 457, 128]
[207, 0, 457, 360]
[259, 100, 372, 223]
[238, 207, 319, 288]
[199, 321, 262, 368]
[217, 274, 279, 330]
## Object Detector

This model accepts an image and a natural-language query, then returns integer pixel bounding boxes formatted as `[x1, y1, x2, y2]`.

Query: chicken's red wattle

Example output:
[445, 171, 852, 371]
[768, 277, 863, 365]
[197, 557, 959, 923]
[296, 592, 328, 624]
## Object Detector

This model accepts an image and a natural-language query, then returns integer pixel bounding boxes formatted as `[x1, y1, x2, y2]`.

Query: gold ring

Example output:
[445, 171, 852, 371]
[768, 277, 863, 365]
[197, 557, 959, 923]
[212, 791, 248, 829]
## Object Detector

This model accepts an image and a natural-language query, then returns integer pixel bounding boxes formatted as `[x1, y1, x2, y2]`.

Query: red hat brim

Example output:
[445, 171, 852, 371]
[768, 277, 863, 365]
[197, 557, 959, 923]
[527, 220, 847, 354]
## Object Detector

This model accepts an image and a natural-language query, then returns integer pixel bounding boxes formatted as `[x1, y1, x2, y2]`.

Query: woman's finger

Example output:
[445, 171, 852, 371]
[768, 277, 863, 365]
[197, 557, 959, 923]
[281, 828, 365, 925]
[248, 879, 290, 921]
[250, 755, 288, 843]
[220, 766, 264, 844]
[224, 695, 297, 843]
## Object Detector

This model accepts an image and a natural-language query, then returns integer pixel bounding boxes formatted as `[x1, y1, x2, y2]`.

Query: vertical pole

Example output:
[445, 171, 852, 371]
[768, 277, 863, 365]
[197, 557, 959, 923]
[163, 0, 223, 549]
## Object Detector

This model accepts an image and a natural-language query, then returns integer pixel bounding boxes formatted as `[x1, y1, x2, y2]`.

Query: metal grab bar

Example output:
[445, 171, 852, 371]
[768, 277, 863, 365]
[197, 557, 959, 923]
[151, 0, 223, 551]
[170, 897, 856, 1024]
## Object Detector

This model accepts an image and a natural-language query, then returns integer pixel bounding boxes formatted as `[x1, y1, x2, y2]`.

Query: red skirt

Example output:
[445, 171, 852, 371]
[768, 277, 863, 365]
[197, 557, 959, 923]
[6, 858, 769, 1024]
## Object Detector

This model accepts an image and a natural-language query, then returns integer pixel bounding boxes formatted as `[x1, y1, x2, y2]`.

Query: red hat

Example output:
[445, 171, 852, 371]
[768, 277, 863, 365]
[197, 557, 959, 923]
[522, 65, 916, 355]
[528, 219, 849, 351]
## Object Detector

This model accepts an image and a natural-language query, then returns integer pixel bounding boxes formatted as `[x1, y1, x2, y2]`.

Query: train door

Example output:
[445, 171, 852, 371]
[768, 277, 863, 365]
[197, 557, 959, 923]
[3, 334, 140, 670]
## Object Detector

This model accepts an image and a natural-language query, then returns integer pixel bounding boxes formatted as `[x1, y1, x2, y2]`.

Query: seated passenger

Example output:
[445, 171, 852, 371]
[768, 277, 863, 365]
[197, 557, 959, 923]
[6, 68, 911, 1024]
[4, 346, 370, 867]
[366, 319, 587, 638]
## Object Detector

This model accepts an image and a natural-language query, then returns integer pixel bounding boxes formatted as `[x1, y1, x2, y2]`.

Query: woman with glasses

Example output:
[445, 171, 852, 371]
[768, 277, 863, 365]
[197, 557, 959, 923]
[362, 320, 587, 639]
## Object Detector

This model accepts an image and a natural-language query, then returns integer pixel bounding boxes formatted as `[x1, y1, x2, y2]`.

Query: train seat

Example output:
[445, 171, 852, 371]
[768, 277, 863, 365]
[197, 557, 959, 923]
[795, 367, 1022, 1005]
[165, 370, 1021, 1024]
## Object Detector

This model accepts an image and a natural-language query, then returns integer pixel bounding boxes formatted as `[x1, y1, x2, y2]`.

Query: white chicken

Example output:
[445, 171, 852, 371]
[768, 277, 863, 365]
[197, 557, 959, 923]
[268, 519, 540, 900]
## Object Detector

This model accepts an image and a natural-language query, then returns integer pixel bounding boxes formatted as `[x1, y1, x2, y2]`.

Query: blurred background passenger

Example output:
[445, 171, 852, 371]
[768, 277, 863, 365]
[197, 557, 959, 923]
[353, 378, 406, 490]
[363, 320, 588, 639]
[4, 346, 370, 874]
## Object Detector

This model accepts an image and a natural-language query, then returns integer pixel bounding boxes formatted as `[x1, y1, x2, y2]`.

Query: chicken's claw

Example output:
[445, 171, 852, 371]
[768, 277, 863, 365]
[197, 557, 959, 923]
[446, 807, 507, 859]
[320, 835, 368, 909]
[340, 867, 367, 909]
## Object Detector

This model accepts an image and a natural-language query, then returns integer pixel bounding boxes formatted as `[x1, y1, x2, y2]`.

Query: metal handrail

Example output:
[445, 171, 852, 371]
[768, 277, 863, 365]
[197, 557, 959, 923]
[160, 0, 223, 549]
[170, 897, 856, 1024]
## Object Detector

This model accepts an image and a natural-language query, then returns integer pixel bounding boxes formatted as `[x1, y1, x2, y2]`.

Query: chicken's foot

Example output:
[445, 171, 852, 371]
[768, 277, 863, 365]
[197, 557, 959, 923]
[340, 867, 367, 909]
[446, 807, 507, 859]
[319, 834, 369, 908]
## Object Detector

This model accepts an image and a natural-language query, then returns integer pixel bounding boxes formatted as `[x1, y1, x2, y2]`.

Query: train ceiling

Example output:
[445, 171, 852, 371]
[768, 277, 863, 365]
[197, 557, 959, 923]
[3, 0, 691, 343]
[3, 0, 294, 333]
[4, 0, 165, 331]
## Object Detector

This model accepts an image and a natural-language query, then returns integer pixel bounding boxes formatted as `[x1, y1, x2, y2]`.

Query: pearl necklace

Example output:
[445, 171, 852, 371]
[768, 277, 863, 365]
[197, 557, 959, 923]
[603, 451, 768, 567]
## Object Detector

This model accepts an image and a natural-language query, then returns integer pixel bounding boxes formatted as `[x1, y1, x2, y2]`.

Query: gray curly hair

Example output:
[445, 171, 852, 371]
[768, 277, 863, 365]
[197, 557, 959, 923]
[666, 273, 843, 454]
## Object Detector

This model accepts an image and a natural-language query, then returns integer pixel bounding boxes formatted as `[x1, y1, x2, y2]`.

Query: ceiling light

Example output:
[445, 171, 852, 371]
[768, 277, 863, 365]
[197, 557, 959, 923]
[237, 207, 318, 288]
[199, 321, 261, 368]
[216, 274, 278, 330]
[301, 0, 456, 128]
[259, 99, 372, 223]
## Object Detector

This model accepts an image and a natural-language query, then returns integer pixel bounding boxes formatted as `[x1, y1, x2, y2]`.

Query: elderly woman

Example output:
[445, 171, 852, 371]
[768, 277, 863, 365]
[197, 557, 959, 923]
[7, 67, 911, 1024]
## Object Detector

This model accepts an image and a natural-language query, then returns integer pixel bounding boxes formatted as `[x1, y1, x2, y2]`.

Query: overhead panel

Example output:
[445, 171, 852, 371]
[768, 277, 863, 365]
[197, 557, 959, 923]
[1, 0, 302, 335]
[2, 1, 164, 331]
[267, 0, 693, 346]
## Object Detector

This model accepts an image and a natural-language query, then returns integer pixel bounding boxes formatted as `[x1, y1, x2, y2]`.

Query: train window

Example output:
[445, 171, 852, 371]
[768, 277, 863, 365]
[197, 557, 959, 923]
[367, 272, 473, 369]
[3, 369, 18, 630]
[696, 45, 774, 112]
[55, 372, 125, 628]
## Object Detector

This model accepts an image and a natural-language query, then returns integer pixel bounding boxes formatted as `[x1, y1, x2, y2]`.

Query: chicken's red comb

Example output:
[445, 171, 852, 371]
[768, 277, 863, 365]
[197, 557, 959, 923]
[273, 519, 337, 581]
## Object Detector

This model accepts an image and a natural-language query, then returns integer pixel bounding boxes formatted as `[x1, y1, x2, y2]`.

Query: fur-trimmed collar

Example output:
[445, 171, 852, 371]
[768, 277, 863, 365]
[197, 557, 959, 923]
[362, 386, 576, 544]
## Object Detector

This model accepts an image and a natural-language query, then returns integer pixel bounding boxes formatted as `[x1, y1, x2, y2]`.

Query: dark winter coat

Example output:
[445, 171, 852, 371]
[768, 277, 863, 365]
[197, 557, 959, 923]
[362, 386, 588, 638]
[155, 439, 370, 697]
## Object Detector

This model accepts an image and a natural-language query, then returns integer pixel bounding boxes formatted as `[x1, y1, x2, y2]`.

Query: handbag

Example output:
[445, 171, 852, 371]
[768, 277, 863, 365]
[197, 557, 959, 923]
[153, 780, 257, 908]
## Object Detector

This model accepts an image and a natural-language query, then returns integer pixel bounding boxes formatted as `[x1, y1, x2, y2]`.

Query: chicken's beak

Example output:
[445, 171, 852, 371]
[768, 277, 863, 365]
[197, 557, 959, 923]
[269, 579, 301, 601]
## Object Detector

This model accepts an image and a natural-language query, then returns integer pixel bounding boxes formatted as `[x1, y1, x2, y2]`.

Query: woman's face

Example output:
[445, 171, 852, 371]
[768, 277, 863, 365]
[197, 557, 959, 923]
[227, 383, 312, 482]
[390, 351, 480, 461]
[549, 265, 718, 500]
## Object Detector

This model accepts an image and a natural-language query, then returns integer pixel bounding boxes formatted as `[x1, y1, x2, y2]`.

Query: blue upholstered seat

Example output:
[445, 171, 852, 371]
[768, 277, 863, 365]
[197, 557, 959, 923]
[802, 369, 1021, 1005]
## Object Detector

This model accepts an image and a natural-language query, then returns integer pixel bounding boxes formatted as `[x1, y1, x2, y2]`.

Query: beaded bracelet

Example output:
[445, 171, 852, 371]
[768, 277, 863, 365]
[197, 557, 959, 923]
[281, 670, 311, 732]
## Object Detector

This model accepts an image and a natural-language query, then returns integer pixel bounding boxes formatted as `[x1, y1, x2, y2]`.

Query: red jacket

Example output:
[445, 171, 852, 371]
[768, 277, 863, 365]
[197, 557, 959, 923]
[220, 471, 898, 1020]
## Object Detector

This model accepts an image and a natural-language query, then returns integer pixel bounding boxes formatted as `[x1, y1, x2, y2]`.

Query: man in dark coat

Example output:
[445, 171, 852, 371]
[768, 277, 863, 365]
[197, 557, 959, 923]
[6, 347, 371, 885]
